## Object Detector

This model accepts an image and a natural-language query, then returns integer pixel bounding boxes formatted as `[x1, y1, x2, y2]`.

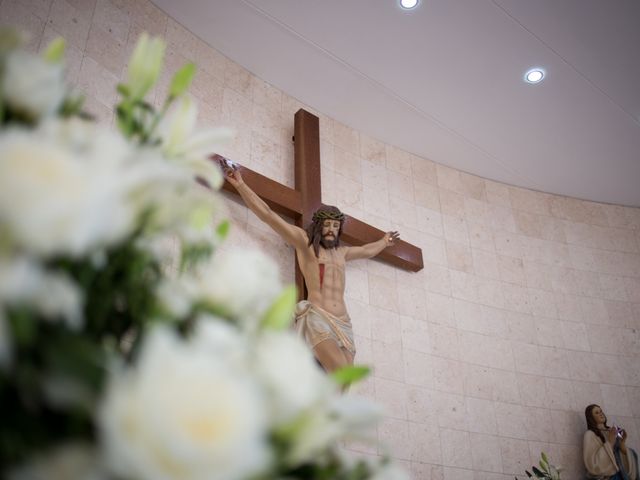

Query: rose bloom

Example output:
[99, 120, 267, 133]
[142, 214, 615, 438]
[99, 327, 270, 480]
[185, 249, 283, 330]
[253, 330, 334, 424]
[0, 123, 137, 257]
[0, 117, 216, 259]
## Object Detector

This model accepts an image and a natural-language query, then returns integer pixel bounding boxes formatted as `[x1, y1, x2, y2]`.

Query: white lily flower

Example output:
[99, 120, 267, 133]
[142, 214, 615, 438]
[126, 33, 165, 100]
[140, 182, 218, 248]
[161, 95, 197, 157]
[3, 50, 65, 121]
[158, 95, 233, 188]
[284, 394, 381, 466]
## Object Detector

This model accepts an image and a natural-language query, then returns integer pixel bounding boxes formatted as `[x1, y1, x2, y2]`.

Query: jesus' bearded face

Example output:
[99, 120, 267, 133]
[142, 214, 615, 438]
[320, 219, 340, 249]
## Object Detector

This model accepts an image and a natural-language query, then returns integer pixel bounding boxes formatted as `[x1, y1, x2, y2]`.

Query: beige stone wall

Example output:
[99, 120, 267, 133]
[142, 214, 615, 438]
[3, 1, 640, 478]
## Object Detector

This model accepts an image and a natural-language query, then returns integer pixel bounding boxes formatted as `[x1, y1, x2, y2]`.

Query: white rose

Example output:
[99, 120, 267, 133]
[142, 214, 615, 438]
[99, 327, 270, 480]
[0, 109, 226, 259]
[191, 316, 247, 357]
[254, 331, 334, 424]
[190, 316, 258, 375]
[0, 256, 83, 329]
[7, 443, 106, 480]
[188, 248, 282, 329]
[0, 124, 137, 257]
[3, 51, 66, 121]
[285, 395, 381, 466]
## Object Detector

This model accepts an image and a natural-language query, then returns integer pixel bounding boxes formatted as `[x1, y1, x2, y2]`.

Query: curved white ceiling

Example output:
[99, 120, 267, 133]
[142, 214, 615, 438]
[152, 0, 640, 206]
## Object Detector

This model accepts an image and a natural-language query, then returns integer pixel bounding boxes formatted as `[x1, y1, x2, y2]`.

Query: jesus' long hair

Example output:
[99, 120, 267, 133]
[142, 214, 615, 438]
[585, 404, 608, 444]
[306, 205, 345, 257]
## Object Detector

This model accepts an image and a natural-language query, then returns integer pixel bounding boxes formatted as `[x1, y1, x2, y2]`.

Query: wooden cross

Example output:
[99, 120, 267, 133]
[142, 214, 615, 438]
[212, 108, 423, 298]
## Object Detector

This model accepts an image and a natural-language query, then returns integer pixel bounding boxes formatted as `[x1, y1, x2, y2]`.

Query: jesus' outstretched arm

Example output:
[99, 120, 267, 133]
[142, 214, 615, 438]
[220, 163, 307, 250]
[344, 231, 400, 261]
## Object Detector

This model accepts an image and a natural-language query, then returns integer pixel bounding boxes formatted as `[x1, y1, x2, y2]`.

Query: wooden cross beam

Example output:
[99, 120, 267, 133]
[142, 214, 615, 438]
[213, 108, 423, 298]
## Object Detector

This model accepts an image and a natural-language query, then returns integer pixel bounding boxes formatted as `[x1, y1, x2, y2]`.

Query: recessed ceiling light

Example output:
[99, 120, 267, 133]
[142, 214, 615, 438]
[524, 68, 545, 84]
[399, 0, 419, 10]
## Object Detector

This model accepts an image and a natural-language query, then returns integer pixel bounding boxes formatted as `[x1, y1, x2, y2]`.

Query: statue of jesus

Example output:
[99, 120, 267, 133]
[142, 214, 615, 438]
[222, 164, 399, 372]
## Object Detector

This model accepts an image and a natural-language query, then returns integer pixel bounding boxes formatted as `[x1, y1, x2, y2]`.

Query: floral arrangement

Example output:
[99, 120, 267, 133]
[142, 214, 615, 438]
[517, 452, 562, 480]
[0, 30, 407, 480]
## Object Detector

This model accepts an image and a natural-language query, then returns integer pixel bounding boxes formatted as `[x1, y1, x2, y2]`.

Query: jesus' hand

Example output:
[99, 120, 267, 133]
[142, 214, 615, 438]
[385, 231, 400, 246]
[215, 154, 243, 188]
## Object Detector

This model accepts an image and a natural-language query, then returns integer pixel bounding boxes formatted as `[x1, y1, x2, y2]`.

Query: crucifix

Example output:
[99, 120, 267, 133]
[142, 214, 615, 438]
[212, 108, 423, 300]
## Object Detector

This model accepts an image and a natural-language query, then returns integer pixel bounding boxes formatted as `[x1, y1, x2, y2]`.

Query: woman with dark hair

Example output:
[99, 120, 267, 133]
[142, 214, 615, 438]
[583, 404, 638, 479]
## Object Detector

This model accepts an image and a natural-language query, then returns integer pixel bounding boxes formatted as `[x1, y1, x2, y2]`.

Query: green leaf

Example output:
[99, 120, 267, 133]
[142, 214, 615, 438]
[216, 220, 230, 239]
[117, 83, 131, 98]
[194, 300, 234, 322]
[330, 365, 371, 386]
[185, 206, 210, 235]
[531, 466, 546, 478]
[169, 62, 196, 99]
[43, 333, 106, 392]
[116, 102, 135, 137]
[0, 96, 5, 124]
[7, 308, 37, 346]
[541, 452, 549, 465]
[180, 243, 213, 271]
[43, 37, 65, 63]
[137, 100, 155, 113]
[260, 285, 297, 330]
[59, 94, 85, 118]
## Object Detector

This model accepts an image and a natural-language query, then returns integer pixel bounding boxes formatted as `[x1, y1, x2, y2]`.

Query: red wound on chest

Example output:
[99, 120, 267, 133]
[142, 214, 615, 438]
[319, 263, 325, 289]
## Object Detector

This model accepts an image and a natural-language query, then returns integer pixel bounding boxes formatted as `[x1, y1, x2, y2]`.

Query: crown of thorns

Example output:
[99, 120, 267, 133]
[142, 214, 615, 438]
[312, 209, 345, 223]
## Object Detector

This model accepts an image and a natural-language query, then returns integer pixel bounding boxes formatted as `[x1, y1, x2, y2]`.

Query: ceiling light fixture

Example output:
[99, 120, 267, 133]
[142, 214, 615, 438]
[524, 68, 545, 84]
[399, 0, 419, 10]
